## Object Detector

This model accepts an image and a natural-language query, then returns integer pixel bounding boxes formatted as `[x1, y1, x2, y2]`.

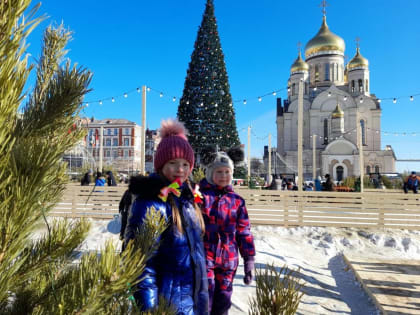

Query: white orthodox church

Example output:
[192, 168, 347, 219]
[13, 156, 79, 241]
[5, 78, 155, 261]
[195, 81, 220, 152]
[275, 13, 396, 181]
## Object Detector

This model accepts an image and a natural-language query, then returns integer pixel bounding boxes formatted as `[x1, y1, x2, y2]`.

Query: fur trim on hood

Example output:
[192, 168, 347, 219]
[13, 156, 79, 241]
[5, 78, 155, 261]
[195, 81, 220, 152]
[128, 175, 166, 199]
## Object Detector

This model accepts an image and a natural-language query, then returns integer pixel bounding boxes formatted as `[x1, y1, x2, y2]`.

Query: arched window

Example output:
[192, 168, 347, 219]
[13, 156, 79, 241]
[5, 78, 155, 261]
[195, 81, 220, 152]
[351, 80, 355, 93]
[375, 165, 380, 173]
[323, 119, 329, 144]
[360, 120, 366, 146]
[366, 165, 371, 174]
[292, 83, 296, 96]
[358, 79, 364, 92]
[315, 64, 320, 82]
[325, 63, 330, 81]
[365, 79, 369, 92]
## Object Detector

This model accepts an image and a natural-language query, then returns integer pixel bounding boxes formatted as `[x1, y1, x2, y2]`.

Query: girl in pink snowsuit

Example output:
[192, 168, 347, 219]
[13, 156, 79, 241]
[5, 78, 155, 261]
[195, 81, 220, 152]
[199, 147, 255, 315]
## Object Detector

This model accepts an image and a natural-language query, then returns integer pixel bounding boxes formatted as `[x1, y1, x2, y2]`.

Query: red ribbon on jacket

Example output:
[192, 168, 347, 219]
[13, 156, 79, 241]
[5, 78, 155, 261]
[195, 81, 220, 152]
[192, 184, 203, 204]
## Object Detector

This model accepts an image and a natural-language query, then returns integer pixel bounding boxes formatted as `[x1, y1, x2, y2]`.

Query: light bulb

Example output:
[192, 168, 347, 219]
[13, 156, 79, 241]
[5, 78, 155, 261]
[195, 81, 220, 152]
[287, 87, 290, 92]
[410, 96, 414, 101]
[186, 100, 189, 105]
[343, 96, 347, 101]
[393, 98, 397, 104]
[328, 92, 331, 97]
[112, 97, 115, 102]
[147, 87, 151, 92]
[313, 87, 317, 91]
[172, 97, 176, 102]
[258, 97, 262, 102]
[359, 97, 363, 103]
[99, 100, 103, 105]
[160, 92, 163, 98]
[377, 99, 381, 103]
[85, 103, 89, 107]
[272, 91, 277, 96]
[243, 100, 247, 105]
[137, 87, 140, 93]
[124, 93, 128, 98]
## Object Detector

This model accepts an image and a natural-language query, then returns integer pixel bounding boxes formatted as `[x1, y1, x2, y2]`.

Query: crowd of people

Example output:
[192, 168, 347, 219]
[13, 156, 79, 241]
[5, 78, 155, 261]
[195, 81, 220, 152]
[266, 173, 335, 192]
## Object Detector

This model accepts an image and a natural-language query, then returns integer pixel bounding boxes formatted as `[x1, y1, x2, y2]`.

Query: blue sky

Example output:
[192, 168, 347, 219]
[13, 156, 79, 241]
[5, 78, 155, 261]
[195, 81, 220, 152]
[25, 0, 420, 172]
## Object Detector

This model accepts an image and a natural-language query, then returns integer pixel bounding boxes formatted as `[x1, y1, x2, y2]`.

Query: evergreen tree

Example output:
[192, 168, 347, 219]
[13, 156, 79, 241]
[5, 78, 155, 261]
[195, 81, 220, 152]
[178, 0, 240, 158]
[0, 2, 172, 314]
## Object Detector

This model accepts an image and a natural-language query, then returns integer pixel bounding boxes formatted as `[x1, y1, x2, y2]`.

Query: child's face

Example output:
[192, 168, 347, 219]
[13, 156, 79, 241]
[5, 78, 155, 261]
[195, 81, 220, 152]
[162, 158, 190, 183]
[212, 166, 232, 187]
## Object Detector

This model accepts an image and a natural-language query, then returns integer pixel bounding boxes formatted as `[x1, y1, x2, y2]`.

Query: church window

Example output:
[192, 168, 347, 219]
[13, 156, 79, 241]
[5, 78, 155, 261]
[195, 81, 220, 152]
[315, 65, 320, 82]
[375, 165, 380, 173]
[365, 79, 369, 92]
[360, 120, 366, 146]
[323, 119, 329, 144]
[336, 166, 344, 182]
[366, 165, 371, 174]
[351, 80, 355, 93]
[305, 82, 308, 94]
[292, 83, 296, 96]
[335, 64, 339, 81]
[358, 79, 364, 92]
[325, 63, 330, 81]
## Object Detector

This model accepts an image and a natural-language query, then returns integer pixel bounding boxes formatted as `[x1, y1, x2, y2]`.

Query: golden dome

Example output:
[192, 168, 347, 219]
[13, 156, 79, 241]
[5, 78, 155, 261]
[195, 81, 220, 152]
[332, 104, 344, 118]
[290, 51, 309, 73]
[347, 47, 369, 70]
[305, 16, 345, 59]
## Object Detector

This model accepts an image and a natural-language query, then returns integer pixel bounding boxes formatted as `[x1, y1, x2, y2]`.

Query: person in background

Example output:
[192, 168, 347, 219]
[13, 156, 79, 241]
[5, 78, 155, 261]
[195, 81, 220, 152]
[404, 171, 419, 194]
[95, 172, 106, 186]
[199, 146, 255, 315]
[323, 174, 335, 191]
[314, 176, 322, 191]
[118, 188, 132, 240]
[105, 170, 117, 186]
[267, 174, 278, 190]
[80, 169, 93, 186]
[124, 119, 208, 315]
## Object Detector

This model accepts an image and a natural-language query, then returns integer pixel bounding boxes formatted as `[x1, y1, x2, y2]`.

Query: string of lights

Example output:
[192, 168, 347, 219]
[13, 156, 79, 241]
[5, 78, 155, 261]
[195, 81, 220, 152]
[82, 84, 420, 107]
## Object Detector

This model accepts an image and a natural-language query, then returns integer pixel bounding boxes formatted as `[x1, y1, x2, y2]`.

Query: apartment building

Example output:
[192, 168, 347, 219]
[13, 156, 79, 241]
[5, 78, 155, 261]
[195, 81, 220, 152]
[82, 118, 142, 173]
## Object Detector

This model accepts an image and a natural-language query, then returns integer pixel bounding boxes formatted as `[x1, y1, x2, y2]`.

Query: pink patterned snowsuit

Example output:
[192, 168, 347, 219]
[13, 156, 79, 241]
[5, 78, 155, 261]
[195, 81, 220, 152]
[199, 179, 255, 315]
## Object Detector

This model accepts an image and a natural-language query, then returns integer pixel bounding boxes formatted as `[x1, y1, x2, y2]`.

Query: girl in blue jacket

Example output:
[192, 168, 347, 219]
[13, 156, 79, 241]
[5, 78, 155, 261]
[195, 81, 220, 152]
[125, 119, 209, 315]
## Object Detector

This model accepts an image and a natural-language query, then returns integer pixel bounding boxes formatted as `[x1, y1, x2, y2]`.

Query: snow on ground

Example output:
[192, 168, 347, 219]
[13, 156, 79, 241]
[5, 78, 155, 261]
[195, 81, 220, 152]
[39, 218, 420, 314]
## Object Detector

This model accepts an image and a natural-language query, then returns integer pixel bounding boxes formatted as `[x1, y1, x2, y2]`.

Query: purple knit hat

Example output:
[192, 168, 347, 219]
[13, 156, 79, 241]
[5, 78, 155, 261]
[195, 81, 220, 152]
[154, 119, 195, 171]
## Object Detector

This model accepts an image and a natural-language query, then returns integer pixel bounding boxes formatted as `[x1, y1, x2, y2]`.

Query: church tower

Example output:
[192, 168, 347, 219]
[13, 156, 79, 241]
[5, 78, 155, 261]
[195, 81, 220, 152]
[347, 44, 370, 97]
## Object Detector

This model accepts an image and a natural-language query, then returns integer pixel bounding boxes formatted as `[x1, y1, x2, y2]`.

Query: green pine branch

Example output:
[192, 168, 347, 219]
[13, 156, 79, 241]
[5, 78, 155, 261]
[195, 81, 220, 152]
[248, 264, 305, 315]
[0, 2, 175, 314]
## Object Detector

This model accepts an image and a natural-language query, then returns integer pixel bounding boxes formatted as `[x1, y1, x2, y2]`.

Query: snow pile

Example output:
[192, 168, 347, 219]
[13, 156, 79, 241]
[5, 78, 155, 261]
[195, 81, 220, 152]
[33, 219, 420, 314]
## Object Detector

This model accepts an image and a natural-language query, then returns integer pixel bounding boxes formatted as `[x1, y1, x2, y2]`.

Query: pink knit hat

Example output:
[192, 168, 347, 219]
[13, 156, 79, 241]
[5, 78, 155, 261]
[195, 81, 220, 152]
[154, 119, 195, 171]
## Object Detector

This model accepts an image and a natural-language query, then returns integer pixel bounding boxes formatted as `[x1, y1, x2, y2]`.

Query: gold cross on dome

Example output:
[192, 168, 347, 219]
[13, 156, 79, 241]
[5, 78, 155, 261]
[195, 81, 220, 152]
[319, 0, 329, 16]
[355, 37, 361, 49]
[297, 41, 302, 54]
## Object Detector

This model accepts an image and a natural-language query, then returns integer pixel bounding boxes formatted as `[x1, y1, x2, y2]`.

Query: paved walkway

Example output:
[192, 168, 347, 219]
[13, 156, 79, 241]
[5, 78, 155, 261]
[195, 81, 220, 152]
[344, 255, 420, 315]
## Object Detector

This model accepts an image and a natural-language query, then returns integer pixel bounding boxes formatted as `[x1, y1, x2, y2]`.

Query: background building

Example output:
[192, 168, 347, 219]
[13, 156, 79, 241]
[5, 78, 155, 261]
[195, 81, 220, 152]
[82, 118, 142, 174]
[145, 128, 159, 174]
[275, 13, 396, 181]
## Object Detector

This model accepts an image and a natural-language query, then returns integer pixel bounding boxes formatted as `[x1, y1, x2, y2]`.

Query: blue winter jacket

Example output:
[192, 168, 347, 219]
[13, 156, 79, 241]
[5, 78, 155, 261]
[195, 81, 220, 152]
[125, 175, 209, 315]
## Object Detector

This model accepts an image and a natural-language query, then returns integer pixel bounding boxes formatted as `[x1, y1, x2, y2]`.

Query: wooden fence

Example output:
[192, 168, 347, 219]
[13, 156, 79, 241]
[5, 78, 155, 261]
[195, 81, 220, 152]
[51, 186, 420, 230]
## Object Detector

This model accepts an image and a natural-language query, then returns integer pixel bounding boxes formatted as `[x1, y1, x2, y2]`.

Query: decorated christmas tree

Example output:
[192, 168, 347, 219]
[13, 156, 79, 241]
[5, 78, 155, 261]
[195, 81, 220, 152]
[178, 0, 240, 158]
